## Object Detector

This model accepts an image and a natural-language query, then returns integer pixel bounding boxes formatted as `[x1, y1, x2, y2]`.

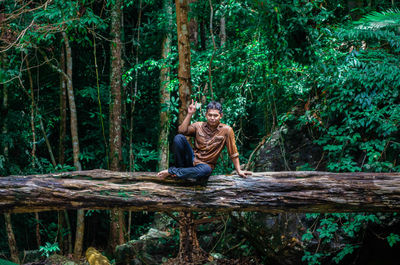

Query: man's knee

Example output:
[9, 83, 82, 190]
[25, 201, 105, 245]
[205, 165, 212, 176]
[198, 164, 212, 177]
[173, 134, 186, 145]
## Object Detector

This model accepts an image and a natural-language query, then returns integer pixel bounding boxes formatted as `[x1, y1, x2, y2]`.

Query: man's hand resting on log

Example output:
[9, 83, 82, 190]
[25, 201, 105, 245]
[236, 169, 252, 178]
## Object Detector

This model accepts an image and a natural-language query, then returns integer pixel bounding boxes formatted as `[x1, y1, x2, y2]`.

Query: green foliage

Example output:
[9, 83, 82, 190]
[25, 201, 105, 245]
[0, 258, 18, 265]
[387, 233, 400, 247]
[301, 213, 379, 264]
[39, 242, 60, 258]
[302, 251, 325, 265]
[295, 9, 400, 173]
[355, 8, 400, 29]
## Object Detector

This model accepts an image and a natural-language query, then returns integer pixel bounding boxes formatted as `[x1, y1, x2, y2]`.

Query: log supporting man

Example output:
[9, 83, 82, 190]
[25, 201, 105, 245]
[158, 100, 251, 180]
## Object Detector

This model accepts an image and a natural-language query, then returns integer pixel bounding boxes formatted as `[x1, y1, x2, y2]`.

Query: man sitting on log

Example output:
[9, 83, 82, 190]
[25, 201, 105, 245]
[157, 100, 251, 180]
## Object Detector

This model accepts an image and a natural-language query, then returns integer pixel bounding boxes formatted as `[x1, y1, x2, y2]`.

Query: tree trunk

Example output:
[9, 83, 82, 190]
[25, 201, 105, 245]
[35, 212, 41, 249]
[109, 0, 123, 171]
[58, 45, 71, 252]
[2, 79, 19, 264]
[62, 32, 81, 172]
[64, 210, 73, 254]
[59, 44, 67, 165]
[39, 118, 57, 167]
[62, 31, 84, 258]
[128, 1, 142, 173]
[25, 56, 36, 168]
[2, 82, 9, 163]
[73, 209, 85, 258]
[2, 170, 400, 213]
[57, 211, 64, 253]
[158, 0, 173, 171]
[208, 0, 216, 99]
[175, 0, 192, 124]
[219, 1, 226, 47]
[175, 1, 200, 262]
[4, 213, 20, 264]
[175, 212, 208, 264]
[109, 0, 125, 253]
[188, 0, 198, 48]
[22, 64, 57, 168]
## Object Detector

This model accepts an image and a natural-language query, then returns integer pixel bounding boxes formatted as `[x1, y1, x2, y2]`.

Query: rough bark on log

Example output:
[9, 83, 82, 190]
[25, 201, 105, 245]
[1, 169, 400, 213]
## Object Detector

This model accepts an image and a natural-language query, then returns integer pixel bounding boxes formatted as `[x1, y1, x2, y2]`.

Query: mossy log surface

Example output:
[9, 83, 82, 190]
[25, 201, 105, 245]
[1, 169, 400, 213]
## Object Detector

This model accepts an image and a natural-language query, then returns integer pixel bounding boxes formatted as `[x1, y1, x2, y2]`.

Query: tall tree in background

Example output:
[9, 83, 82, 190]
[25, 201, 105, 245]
[219, 0, 226, 47]
[2, 68, 20, 263]
[108, 0, 125, 252]
[176, 0, 192, 124]
[63, 32, 82, 173]
[4, 213, 19, 264]
[158, 0, 173, 170]
[62, 31, 85, 258]
[188, 0, 198, 48]
[175, 0, 208, 263]
[59, 45, 67, 166]
[109, 0, 123, 172]
[58, 44, 73, 255]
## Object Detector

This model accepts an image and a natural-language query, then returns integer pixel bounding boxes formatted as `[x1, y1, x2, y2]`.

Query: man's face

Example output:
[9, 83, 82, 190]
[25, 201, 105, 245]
[206, 109, 223, 127]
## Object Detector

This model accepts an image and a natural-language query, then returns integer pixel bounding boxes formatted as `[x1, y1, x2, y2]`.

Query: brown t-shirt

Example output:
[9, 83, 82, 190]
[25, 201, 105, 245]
[184, 122, 239, 169]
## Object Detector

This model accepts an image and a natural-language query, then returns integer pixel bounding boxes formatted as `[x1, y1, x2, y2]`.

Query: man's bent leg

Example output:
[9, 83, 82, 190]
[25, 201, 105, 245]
[168, 163, 212, 180]
[172, 134, 194, 168]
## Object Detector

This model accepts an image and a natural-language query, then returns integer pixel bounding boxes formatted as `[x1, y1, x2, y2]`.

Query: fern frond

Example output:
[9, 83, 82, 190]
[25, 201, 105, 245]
[354, 8, 400, 29]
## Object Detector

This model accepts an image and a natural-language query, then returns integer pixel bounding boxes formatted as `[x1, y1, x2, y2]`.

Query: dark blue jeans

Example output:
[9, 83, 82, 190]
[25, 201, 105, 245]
[168, 134, 212, 180]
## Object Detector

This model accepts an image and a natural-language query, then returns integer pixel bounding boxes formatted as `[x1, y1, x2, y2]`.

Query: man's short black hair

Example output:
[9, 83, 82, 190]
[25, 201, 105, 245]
[206, 101, 223, 114]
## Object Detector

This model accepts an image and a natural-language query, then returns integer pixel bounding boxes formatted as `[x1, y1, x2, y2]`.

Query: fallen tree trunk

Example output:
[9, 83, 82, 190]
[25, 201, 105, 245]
[0, 169, 399, 213]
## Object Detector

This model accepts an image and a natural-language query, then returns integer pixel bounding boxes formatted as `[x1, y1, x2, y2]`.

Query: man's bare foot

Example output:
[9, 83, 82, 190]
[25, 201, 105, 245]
[157, 169, 171, 179]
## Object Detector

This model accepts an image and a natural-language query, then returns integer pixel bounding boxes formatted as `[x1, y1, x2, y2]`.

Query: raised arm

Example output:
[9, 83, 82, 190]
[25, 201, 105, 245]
[178, 99, 197, 135]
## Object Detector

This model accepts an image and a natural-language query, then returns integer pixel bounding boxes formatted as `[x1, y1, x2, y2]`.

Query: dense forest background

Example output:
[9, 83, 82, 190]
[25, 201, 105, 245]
[1, 0, 400, 264]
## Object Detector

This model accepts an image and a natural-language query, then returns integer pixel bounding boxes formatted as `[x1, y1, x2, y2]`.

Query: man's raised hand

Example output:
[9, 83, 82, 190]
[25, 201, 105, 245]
[188, 99, 197, 115]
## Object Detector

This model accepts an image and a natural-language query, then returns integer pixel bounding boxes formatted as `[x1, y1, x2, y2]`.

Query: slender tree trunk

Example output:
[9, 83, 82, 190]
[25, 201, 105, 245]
[208, 0, 216, 99]
[26, 57, 36, 167]
[62, 32, 81, 171]
[109, 0, 123, 171]
[26, 54, 57, 167]
[2, 82, 19, 264]
[176, 0, 192, 124]
[109, 0, 125, 253]
[92, 34, 108, 168]
[59, 44, 67, 165]
[158, 0, 172, 171]
[62, 31, 84, 258]
[2, 82, 9, 163]
[219, 1, 226, 47]
[129, 0, 142, 173]
[64, 210, 73, 254]
[58, 46, 72, 255]
[57, 211, 64, 253]
[188, 0, 198, 48]
[74, 210, 85, 258]
[39, 117, 57, 167]
[4, 214, 19, 264]
[35, 212, 41, 249]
